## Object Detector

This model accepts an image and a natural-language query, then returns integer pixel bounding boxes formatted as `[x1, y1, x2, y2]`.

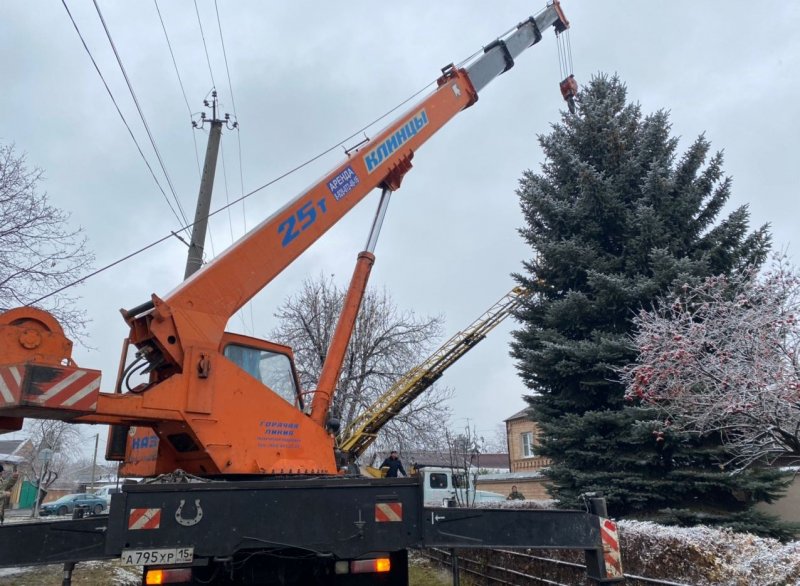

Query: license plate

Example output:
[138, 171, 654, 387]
[120, 547, 194, 566]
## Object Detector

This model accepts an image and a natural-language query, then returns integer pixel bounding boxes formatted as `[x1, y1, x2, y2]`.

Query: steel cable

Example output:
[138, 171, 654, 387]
[61, 0, 189, 234]
[91, 0, 192, 232]
[31, 14, 534, 305]
[154, 0, 203, 178]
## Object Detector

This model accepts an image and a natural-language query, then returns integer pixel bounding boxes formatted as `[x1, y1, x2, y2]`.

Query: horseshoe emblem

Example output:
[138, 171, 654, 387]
[175, 499, 203, 527]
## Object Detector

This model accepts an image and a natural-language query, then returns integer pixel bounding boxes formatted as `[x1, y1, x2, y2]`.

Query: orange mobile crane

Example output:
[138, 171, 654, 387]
[0, 4, 571, 480]
[0, 4, 624, 585]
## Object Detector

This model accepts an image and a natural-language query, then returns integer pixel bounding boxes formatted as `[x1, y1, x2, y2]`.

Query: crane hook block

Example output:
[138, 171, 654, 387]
[560, 75, 578, 115]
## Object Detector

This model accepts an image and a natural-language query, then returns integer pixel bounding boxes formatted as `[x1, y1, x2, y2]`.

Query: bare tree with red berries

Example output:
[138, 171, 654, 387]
[621, 256, 800, 468]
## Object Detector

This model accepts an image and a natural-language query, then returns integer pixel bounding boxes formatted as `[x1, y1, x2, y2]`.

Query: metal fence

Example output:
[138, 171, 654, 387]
[420, 547, 691, 586]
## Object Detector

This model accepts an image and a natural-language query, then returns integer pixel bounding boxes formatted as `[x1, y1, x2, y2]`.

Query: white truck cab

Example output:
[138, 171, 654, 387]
[417, 466, 506, 507]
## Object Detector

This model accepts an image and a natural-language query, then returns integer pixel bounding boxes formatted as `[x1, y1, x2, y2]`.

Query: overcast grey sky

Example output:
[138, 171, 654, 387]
[1, 2, 798, 448]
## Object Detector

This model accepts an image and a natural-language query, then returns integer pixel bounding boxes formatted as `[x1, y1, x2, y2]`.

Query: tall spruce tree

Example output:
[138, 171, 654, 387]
[511, 75, 793, 538]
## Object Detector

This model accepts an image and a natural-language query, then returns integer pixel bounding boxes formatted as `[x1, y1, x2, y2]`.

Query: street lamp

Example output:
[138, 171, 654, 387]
[33, 448, 53, 518]
[90, 433, 99, 493]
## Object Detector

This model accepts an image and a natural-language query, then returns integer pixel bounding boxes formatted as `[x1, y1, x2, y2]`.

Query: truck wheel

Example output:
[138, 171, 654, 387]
[93, 504, 104, 515]
[57, 506, 68, 516]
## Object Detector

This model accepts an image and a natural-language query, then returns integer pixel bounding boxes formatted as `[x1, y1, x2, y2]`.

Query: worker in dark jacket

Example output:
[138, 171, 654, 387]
[507, 485, 525, 500]
[380, 451, 407, 478]
[1, 464, 20, 525]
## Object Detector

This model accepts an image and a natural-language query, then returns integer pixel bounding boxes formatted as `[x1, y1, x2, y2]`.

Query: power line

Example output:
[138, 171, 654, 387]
[30, 229, 178, 308]
[219, 145, 235, 248]
[28, 74, 437, 307]
[91, 0, 191, 232]
[235, 124, 254, 334]
[153, 0, 192, 115]
[214, 0, 254, 335]
[193, 0, 216, 90]
[153, 0, 203, 178]
[236, 131, 247, 237]
[60, 0, 188, 232]
[220, 144, 251, 335]
[212, 0, 244, 238]
[214, 0, 237, 117]
[39, 14, 551, 313]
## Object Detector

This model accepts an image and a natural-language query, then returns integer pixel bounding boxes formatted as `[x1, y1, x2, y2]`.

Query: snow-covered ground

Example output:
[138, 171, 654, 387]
[0, 560, 139, 585]
[0, 567, 29, 578]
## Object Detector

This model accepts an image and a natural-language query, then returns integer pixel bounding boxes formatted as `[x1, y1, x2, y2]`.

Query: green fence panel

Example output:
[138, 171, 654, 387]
[19, 480, 37, 508]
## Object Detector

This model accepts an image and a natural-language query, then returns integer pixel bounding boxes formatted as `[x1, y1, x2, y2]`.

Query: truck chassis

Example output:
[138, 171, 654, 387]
[0, 477, 620, 585]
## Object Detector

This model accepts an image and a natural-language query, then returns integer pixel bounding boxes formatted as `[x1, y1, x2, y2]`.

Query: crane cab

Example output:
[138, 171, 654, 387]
[119, 332, 306, 478]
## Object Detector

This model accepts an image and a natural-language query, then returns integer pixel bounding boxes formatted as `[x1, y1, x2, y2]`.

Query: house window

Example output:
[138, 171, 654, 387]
[521, 432, 535, 458]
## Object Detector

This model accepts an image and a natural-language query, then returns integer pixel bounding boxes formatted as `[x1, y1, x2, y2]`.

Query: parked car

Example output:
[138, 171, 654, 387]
[92, 485, 120, 506]
[39, 493, 107, 516]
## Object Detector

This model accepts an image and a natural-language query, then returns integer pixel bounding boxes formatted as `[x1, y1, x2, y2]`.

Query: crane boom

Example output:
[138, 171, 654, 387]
[0, 3, 568, 477]
[337, 287, 529, 459]
[125, 2, 569, 373]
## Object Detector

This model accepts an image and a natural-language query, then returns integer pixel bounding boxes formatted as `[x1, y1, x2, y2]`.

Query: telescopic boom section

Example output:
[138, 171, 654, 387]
[128, 2, 569, 371]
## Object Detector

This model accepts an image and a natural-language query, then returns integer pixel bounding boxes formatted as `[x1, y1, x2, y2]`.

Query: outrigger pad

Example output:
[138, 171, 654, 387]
[0, 363, 101, 420]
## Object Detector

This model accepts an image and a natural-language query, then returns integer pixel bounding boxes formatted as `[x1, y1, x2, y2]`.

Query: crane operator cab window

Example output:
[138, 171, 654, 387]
[223, 344, 300, 407]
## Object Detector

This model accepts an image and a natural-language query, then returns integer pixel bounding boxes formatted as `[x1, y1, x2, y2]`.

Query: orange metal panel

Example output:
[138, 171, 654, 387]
[0, 307, 73, 367]
[80, 350, 337, 475]
[120, 426, 161, 477]
[184, 347, 214, 415]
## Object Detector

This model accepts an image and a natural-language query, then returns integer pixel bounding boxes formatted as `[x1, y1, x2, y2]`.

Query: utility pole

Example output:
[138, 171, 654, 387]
[90, 433, 99, 492]
[184, 90, 238, 279]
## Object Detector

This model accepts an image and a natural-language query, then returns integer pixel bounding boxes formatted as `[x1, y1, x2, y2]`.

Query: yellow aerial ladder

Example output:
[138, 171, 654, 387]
[337, 286, 530, 463]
